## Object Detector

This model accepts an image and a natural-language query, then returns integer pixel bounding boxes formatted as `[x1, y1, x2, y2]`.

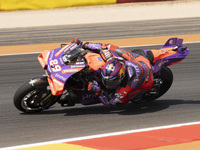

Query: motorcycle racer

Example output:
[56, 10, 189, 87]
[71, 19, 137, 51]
[13, 37, 189, 113]
[71, 38, 154, 106]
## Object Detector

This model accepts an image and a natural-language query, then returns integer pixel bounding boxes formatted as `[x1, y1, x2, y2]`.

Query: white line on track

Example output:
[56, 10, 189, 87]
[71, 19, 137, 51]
[1, 121, 200, 150]
[0, 41, 200, 57]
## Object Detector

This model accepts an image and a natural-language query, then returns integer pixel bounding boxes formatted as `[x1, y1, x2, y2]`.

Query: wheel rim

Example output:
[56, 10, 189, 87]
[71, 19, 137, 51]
[21, 89, 57, 112]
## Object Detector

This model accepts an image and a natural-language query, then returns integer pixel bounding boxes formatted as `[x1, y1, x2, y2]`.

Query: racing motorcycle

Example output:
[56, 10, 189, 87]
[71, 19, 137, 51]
[13, 38, 189, 113]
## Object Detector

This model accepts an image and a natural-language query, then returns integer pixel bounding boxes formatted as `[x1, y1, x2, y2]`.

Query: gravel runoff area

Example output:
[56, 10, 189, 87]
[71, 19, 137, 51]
[0, 0, 200, 29]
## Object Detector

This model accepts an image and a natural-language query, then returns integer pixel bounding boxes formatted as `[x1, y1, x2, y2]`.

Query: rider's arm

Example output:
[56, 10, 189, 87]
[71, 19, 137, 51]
[88, 80, 101, 93]
[82, 42, 107, 53]
[70, 38, 104, 53]
[82, 42, 113, 61]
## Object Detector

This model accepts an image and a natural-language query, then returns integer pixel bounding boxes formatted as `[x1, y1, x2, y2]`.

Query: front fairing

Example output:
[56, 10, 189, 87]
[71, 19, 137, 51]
[38, 43, 86, 95]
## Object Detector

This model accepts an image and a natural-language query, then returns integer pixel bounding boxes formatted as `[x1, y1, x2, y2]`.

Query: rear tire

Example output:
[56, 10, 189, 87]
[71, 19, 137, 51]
[154, 66, 173, 99]
[135, 66, 173, 103]
[13, 82, 59, 113]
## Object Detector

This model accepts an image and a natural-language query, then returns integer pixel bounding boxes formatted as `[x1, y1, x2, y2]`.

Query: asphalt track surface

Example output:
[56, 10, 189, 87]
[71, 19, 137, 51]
[1, 17, 200, 46]
[0, 17, 200, 148]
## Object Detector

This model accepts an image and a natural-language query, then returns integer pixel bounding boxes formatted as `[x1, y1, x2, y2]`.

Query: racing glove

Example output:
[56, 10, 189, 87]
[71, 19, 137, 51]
[82, 42, 90, 50]
[110, 97, 122, 105]
[88, 80, 101, 94]
[99, 93, 110, 106]
[110, 93, 123, 105]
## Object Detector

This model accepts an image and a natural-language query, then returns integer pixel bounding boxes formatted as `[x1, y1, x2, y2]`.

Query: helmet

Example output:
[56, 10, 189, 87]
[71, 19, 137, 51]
[101, 57, 126, 89]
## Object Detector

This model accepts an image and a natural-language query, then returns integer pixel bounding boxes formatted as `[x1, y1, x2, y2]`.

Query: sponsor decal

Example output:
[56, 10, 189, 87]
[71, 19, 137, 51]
[62, 68, 82, 74]
[98, 57, 102, 62]
[55, 73, 67, 82]
[169, 39, 175, 45]
[140, 62, 150, 83]
[49, 50, 55, 61]
[70, 64, 85, 68]
[158, 60, 169, 67]
[63, 43, 77, 53]
[127, 67, 133, 77]
[134, 66, 140, 82]
[82, 93, 96, 101]
[76, 62, 85, 65]
[127, 62, 140, 81]
[29, 78, 41, 86]
[88, 43, 102, 49]
[59, 57, 64, 65]
[103, 50, 112, 59]
[55, 45, 69, 56]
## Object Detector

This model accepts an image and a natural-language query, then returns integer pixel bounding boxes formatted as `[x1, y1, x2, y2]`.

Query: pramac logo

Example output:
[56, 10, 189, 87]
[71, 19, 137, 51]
[62, 68, 82, 74]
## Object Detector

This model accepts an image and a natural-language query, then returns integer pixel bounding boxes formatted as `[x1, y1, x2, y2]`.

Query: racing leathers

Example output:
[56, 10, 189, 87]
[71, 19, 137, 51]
[73, 38, 154, 105]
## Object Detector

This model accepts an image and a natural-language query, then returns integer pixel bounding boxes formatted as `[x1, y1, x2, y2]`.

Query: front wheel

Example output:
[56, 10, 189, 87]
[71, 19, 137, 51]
[13, 82, 60, 113]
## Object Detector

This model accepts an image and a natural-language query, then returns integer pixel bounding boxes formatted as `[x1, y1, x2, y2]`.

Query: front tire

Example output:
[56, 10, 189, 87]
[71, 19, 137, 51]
[13, 82, 59, 113]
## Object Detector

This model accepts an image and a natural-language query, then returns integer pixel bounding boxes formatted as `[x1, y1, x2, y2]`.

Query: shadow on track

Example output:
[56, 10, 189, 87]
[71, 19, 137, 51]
[20, 99, 200, 116]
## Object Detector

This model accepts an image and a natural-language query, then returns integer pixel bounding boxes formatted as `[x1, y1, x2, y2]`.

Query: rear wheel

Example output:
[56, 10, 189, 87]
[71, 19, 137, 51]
[154, 66, 173, 99]
[134, 67, 173, 103]
[13, 82, 59, 113]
